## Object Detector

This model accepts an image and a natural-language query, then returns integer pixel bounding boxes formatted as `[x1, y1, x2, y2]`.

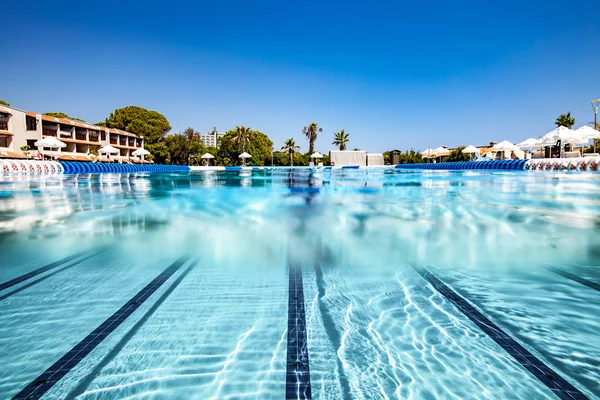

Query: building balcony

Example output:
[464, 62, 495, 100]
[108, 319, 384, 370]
[43, 129, 57, 137]
[0, 121, 8, 131]
[75, 134, 87, 141]
[110, 139, 117, 145]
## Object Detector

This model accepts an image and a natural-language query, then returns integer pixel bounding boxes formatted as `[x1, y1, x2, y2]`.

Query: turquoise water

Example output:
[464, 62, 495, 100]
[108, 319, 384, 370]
[0, 168, 599, 399]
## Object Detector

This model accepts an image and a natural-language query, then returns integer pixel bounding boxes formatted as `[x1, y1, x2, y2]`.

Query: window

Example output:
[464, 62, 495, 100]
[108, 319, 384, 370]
[0, 113, 9, 130]
[26, 116, 37, 130]
[27, 139, 37, 149]
[0, 136, 7, 147]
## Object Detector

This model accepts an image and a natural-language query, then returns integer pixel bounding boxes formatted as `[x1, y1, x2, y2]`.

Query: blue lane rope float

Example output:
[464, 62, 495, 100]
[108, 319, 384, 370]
[58, 161, 190, 174]
[396, 160, 528, 171]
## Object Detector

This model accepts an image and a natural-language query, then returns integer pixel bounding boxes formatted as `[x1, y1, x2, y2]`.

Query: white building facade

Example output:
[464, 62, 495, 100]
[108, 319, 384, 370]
[0, 104, 143, 161]
[199, 127, 226, 148]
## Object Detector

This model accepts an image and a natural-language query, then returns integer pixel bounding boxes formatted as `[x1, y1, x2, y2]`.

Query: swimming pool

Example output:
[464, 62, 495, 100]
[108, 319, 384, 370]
[0, 168, 598, 399]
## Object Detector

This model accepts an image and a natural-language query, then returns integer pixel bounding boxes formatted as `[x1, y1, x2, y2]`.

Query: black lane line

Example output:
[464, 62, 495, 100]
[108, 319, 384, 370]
[12, 256, 190, 400]
[286, 262, 312, 400]
[65, 260, 198, 399]
[0, 251, 89, 292]
[0, 252, 102, 302]
[545, 267, 600, 292]
[412, 265, 589, 400]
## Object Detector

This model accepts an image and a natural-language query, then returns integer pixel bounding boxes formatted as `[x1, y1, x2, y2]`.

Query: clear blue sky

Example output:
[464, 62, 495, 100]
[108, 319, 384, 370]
[2, 0, 599, 153]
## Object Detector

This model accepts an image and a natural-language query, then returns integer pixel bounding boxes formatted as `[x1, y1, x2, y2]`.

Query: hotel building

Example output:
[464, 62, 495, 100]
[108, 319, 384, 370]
[199, 127, 226, 148]
[0, 104, 144, 162]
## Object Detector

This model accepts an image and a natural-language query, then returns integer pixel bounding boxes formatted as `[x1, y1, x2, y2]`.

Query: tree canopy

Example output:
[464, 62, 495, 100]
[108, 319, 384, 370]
[103, 106, 171, 144]
[332, 130, 350, 150]
[281, 138, 300, 166]
[555, 112, 575, 129]
[44, 112, 85, 122]
[218, 129, 273, 166]
[0, 100, 10, 107]
[303, 122, 322, 155]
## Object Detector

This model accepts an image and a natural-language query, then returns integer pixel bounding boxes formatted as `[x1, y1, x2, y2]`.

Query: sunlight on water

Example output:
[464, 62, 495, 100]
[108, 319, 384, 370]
[0, 168, 599, 399]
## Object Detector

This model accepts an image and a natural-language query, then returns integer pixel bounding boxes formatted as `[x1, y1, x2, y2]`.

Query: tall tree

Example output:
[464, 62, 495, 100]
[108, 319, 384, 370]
[0, 100, 10, 107]
[303, 122, 322, 155]
[219, 129, 273, 166]
[44, 112, 85, 122]
[103, 106, 171, 144]
[332, 130, 350, 150]
[446, 146, 470, 162]
[232, 126, 254, 154]
[555, 112, 575, 129]
[281, 138, 300, 166]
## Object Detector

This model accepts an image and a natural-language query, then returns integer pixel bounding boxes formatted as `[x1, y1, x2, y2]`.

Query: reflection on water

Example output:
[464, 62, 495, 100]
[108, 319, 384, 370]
[1, 169, 600, 399]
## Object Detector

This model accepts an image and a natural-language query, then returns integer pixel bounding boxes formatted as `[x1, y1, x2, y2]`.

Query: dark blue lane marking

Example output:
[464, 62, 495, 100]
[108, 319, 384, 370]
[0, 251, 89, 292]
[0, 252, 102, 302]
[65, 260, 198, 399]
[545, 267, 600, 292]
[412, 265, 589, 400]
[12, 256, 190, 400]
[286, 263, 312, 400]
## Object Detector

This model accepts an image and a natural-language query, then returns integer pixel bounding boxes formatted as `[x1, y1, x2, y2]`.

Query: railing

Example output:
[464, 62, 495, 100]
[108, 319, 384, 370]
[110, 139, 117, 144]
[0, 121, 8, 130]
[89, 135, 99, 142]
[120, 139, 127, 146]
[59, 131, 73, 138]
[75, 134, 87, 141]
[43, 129, 57, 137]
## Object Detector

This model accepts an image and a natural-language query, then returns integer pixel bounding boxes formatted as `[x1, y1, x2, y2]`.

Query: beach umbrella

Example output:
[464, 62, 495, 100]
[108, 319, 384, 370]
[132, 147, 150, 162]
[35, 137, 66, 160]
[575, 126, 600, 152]
[201, 153, 215, 159]
[432, 146, 449, 163]
[462, 145, 480, 161]
[99, 145, 119, 154]
[310, 152, 323, 158]
[132, 148, 150, 156]
[491, 140, 517, 160]
[421, 148, 436, 158]
[536, 126, 575, 145]
[516, 138, 539, 149]
[239, 152, 251, 166]
[462, 145, 480, 154]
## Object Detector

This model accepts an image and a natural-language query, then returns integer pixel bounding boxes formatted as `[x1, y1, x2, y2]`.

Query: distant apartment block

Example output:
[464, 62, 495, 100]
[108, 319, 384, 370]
[0, 104, 143, 161]
[199, 127, 225, 148]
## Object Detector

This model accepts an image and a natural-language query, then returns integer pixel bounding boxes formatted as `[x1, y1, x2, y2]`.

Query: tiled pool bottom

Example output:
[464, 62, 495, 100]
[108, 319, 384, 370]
[0, 169, 599, 399]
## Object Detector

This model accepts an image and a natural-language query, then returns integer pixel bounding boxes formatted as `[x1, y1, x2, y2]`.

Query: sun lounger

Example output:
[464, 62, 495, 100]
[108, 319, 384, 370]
[584, 153, 600, 157]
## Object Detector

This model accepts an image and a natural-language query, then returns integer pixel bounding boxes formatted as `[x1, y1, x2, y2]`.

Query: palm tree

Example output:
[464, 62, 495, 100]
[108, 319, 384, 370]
[232, 126, 254, 154]
[555, 112, 575, 129]
[303, 122, 322, 155]
[281, 138, 300, 166]
[332, 130, 350, 150]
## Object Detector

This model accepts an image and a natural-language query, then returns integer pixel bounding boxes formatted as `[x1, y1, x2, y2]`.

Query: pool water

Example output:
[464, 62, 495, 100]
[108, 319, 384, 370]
[0, 168, 599, 399]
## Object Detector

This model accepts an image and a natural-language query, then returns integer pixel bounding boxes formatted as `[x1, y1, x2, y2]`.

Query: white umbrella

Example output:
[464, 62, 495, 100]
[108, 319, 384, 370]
[432, 146, 450, 156]
[516, 138, 539, 149]
[575, 125, 600, 140]
[421, 148, 436, 158]
[491, 140, 517, 151]
[310, 152, 323, 158]
[239, 152, 251, 166]
[35, 137, 66, 149]
[201, 153, 214, 159]
[98, 145, 119, 154]
[35, 137, 66, 160]
[536, 126, 575, 146]
[462, 145, 480, 154]
[132, 148, 150, 156]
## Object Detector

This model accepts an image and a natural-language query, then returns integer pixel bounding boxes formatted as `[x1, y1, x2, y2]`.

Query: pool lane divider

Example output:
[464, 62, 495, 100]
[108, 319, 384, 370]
[545, 266, 600, 292]
[411, 265, 589, 400]
[0, 251, 103, 302]
[64, 259, 199, 399]
[0, 251, 91, 292]
[12, 255, 191, 400]
[286, 262, 312, 400]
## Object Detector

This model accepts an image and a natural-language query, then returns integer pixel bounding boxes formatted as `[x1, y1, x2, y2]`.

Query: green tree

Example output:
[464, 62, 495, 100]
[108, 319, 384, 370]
[555, 112, 575, 129]
[0, 100, 10, 107]
[103, 106, 171, 144]
[231, 126, 254, 155]
[44, 112, 86, 122]
[281, 138, 300, 166]
[446, 146, 470, 162]
[303, 122, 322, 155]
[218, 129, 273, 166]
[332, 130, 350, 150]
[146, 142, 170, 164]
